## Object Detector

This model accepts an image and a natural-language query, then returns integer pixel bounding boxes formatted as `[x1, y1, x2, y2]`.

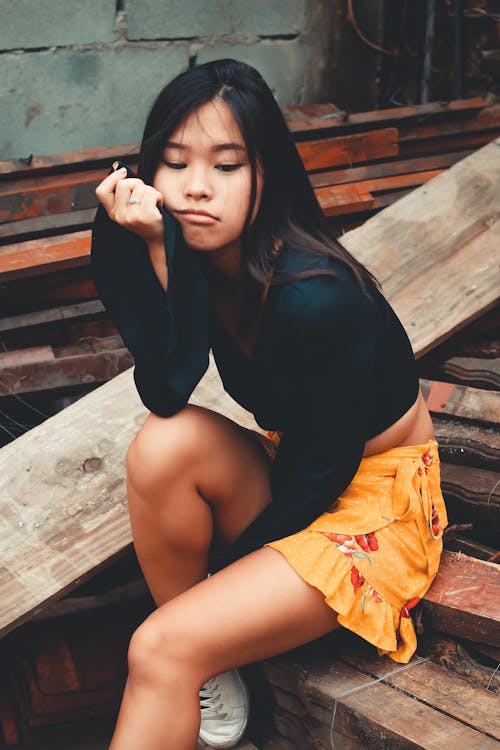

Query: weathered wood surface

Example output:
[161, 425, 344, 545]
[340, 137, 500, 357]
[422, 551, 500, 647]
[261, 638, 499, 749]
[442, 355, 500, 390]
[432, 416, 500, 470]
[0, 337, 133, 397]
[338, 632, 500, 740]
[0, 360, 259, 638]
[0, 231, 90, 281]
[420, 378, 500, 423]
[440, 462, 500, 527]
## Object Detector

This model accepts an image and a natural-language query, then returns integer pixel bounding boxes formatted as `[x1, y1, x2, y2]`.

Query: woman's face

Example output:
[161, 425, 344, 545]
[154, 98, 263, 257]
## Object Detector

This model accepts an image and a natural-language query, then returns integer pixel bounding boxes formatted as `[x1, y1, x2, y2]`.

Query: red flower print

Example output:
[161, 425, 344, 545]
[431, 503, 440, 536]
[401, 596, 421, 618]
[323, 532, 352, 545]
[421, 449, 434, 467]
[351, 566, 364, 591]
[368, 585, 383, 603]
[355, 532, 378, 552]
[322, 532, 358, 556]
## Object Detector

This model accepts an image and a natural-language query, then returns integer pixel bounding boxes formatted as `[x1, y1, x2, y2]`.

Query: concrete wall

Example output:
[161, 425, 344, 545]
[0, 1, 383, 160]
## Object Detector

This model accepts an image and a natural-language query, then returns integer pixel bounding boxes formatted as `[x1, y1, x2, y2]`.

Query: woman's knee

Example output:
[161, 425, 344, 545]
[127, 612, 204, 687]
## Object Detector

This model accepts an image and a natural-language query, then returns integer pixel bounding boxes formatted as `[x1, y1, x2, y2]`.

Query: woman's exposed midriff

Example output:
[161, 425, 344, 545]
[363, 390, 434, 458]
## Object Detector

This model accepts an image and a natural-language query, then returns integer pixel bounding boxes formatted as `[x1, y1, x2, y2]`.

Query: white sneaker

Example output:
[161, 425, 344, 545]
[198, 669, 249, 749]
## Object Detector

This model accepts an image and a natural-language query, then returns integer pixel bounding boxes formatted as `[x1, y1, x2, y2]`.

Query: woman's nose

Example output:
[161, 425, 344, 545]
[184, 166, 212, 200]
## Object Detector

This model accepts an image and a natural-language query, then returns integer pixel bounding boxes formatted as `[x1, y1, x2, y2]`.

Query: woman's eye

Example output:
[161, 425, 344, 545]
[163, 161, 186, 170]
[216, 164, 242, 172]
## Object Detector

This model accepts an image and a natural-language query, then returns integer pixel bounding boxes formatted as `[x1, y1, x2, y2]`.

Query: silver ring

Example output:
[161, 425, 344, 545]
[127, 197, 142, 205]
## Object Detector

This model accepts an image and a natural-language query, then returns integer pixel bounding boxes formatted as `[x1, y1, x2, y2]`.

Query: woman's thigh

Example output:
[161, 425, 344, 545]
[128, 405, 273, 547]
[132, 546, 340, 683]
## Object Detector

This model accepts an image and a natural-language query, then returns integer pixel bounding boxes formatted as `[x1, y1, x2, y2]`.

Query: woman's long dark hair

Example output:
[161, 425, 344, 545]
[138, 59, 379, 334]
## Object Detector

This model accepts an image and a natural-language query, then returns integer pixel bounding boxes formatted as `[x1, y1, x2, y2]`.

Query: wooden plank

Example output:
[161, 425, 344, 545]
[399, 130, 497, 158]
[423, 551, 500, 647]
[0, 272, 97, 311]
[398, 104, 500, 145]
[0, 168, 105, 223]
[440, 463, 500, 528]
[295, 128, 399, 171]
[0, 300, 106, 335]
[309, 150, 472, 189]
[263, 645, 498, 749]
[284, 97, 486, 136]
[442, 356, 500, 390]
[446, 533, 498, 561]
[0, 231, 90, 282]
[0, 343, 133, 397]
[340, 137, 500, 357]
[336, 631, 500, 740]
[0, 359, 261, 639]
[420, 379, 500, 423]
[314, 183, 375, 216]
[0, 207, 95, 244]
[432, 416, 500, 470]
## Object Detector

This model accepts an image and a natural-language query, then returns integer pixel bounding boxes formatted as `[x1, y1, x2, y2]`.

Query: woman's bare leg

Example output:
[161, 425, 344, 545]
[110, 546, 340, 749]
[126, 404, 273, 605]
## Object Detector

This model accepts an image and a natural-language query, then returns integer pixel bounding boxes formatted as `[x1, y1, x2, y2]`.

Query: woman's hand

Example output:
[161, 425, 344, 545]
[95, 165, 165, 246]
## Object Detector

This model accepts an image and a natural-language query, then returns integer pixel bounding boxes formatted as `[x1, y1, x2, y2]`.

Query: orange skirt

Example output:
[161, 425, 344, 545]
[257, 433, 448, 664]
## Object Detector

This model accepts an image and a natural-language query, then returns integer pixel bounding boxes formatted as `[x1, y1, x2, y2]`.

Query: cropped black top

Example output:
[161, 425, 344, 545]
[91, 205, 419, 566]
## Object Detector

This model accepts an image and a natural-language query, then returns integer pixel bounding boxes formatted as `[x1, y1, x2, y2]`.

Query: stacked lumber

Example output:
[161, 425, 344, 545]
[1, 97, 500, 421]
[0, 106, 499, 748]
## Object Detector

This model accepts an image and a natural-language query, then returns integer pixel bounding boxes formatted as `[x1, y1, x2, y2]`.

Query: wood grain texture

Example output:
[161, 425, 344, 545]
[0, 231, 90, 281]
[262, 644, 499, 749]
[0, 358, 261, 638]
[420, 378, 500, 423]
[338, 637, 500, 740]
[440, 462, 500, 527]
[423, 551, 500, 647]
[340, 137, 500, 357]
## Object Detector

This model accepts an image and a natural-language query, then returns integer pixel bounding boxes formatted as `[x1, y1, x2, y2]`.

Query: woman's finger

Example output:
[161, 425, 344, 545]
[95, 167, 128, 213]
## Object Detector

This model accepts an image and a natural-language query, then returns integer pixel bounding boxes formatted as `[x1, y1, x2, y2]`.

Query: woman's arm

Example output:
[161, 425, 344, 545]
[225, 274, 379, 562]
[91, 169, 210, 417]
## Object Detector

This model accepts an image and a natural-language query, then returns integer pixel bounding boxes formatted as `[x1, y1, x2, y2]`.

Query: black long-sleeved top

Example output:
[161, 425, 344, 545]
[91, 204, 419, 566]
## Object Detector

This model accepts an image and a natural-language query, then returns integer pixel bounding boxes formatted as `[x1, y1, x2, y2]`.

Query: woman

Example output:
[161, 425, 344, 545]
[92, 59, 447, 750]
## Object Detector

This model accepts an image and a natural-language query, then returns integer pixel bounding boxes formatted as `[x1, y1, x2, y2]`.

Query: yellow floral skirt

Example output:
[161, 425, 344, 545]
[256, 433, 448, 664]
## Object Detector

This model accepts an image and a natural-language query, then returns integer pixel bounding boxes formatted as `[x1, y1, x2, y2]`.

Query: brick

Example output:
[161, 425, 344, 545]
[126, 0, 307, 40]
[196, 41, 314, 105]
[0, 0, 117, 50]
[0, 46, 190, 160]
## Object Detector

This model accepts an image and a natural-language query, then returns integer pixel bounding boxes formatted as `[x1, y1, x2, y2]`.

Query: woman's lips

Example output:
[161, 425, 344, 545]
[176, 209, 218, 225]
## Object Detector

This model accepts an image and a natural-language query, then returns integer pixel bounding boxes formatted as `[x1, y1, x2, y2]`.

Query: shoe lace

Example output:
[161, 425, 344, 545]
[199, 677, 227, 719]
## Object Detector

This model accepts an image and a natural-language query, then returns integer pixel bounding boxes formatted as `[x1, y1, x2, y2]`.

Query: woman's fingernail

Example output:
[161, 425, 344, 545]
[117, 167, 127, 174]
[112, 161, 119, 170]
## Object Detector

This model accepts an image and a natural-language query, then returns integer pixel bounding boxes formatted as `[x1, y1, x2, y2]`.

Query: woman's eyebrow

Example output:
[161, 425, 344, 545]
[165, 141, 246, 153]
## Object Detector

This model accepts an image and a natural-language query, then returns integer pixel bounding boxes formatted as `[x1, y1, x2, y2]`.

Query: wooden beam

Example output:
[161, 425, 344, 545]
[0, 231, 90, 282]
[337, 630, 500, 740]
[340, 137, 500, 357]
[420, 379, 500, 424]
[432, 416, 500, 469]
[0, 360, 260, 639]
[262, 639, 498, 749]
[0, 340, 133, 397]
[440, 463, 500, 528]
[423, 551, 500, 647]
[295, 128, 399, 171]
